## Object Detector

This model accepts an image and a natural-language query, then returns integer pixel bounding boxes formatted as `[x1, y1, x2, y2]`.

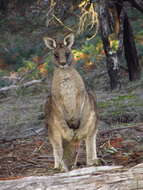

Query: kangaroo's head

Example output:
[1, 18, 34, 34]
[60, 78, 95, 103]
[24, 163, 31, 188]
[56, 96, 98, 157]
[43, 34, 74, 68]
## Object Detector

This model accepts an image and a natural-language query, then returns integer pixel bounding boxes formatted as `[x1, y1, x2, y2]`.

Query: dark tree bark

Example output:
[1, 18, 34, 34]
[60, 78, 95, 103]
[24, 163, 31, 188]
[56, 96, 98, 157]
[123, 12, 141, 81]
[0, 0, 9, 14]
[54, 0, 81, 20]
[98, 0, 142, 88]
[127, 0, 143, 13]
[99, 0, 122, 90]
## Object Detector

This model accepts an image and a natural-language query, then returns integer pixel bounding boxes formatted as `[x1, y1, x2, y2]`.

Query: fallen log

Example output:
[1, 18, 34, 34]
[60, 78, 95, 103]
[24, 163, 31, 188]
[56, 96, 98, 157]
[0, 79, 43, 93]
[0, 163, 143, 190]
[99, 123, 143, 136]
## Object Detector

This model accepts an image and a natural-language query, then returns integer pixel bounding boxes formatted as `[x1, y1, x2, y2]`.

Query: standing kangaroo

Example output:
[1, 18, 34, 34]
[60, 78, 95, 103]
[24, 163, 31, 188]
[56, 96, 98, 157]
[44, 33, 98, 171]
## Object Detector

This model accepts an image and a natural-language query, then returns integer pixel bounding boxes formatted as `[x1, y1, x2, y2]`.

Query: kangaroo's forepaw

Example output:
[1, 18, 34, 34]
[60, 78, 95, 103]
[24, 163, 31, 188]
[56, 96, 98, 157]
[64, 129, 74, 141]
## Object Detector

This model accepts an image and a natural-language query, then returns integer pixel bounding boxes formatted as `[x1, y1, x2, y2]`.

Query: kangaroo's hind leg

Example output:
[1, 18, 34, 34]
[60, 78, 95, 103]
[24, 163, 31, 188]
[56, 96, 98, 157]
[85, 126, 98, 166]
[49, 130, 68, 171]
[85, 132, 98, 165]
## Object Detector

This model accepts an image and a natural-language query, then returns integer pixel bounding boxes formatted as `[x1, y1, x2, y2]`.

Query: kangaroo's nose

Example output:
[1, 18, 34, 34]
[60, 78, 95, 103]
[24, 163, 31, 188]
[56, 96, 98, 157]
[60, 62, 66, 66]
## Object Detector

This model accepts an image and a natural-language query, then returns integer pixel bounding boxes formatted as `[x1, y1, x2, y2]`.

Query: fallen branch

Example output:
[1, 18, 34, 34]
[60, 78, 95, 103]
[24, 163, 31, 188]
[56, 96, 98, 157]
[0, 163, 143, 190]
[99, 122, 143, 136]
[0, 79, 45, 93]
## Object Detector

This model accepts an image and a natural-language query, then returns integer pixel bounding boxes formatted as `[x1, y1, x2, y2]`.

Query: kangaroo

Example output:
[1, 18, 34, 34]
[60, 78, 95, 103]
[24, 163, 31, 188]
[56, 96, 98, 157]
[43, 33, 98, 171]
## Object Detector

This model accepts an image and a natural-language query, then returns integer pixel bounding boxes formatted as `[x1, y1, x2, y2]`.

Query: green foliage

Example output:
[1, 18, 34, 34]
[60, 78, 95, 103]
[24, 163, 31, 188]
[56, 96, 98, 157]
[17, 54, 52, 80]
[0, 70, 9, 77]
[81, 43, 95, 54]
[44, 55, 54, 74]
[0, 78, 11, 88]
[0, 70, 11, 88]
[73, 36, 104, 72]
[21, 60, 36, 70]
[98, 94, 137, 109]
[18, 60, 41, 80]
[0, 33, 44, 71]
[0, 2, 142, 82]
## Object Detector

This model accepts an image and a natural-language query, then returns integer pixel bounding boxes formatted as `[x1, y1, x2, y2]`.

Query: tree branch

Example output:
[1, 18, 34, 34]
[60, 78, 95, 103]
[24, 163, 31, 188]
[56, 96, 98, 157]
[127, 0, 143, 13]
[0, 79, 45, 94]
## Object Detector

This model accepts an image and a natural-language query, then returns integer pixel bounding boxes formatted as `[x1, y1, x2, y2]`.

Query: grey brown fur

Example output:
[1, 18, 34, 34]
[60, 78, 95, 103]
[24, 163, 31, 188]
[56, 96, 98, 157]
[44, 34, 98, 171]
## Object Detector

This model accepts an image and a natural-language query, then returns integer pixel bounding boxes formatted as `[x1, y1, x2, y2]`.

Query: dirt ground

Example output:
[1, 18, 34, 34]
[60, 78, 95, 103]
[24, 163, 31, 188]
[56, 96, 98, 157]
[0, 119, 143, 178]
[0, 70, 143, 179]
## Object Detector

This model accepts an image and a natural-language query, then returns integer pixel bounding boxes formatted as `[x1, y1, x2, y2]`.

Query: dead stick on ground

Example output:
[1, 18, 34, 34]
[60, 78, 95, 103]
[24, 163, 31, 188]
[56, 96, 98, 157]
[0, 79, 46, 93]
[99, 123, 143, 136]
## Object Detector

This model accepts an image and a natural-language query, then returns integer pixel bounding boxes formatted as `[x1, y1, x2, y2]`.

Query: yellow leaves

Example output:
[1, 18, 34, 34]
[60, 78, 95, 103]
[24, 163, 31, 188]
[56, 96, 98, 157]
[32, 56, 43, 64]
[72, 50, 96, 70]
[95, 41, 103, 54]
[32, 56, 48, 75]
[85, 61, 93, 66]
[110, 39, 119, 51]
[84, 61, 95, 70]
[72, 39, 104, 70]
[73, 50, 89, 61]
[78, 0, 90, 8]
[38, 63, 48, 75]
[109, 34, 119, 51]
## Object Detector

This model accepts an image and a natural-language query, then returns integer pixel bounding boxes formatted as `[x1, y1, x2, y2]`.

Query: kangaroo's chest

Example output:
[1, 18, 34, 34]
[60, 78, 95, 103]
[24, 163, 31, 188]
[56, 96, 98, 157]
[60, 73, 78, 114]
[52, 70, 84, 119]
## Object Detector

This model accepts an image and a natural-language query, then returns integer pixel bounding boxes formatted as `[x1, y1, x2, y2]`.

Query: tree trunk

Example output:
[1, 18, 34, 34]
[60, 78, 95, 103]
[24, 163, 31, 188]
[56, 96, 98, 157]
[106, 52, 120, 90]
[0, 0, 9, 14]
[99, 0, 121, 90]
[123, 13, 141, 81]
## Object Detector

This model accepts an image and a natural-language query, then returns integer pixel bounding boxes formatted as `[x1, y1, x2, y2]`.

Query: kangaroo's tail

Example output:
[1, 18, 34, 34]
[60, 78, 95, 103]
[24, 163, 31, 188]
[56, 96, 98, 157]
[63, 140, 80, 170]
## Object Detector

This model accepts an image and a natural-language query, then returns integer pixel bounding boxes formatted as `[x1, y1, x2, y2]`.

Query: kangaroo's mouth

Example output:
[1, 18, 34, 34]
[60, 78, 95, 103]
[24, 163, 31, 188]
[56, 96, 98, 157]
[58, 62, 71, 68]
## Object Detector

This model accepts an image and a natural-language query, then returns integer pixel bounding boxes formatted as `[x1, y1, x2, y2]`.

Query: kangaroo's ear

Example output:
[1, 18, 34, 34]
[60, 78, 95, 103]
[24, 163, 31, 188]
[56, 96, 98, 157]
[43, 37, 56, 49]
[63, 33, 75, 49]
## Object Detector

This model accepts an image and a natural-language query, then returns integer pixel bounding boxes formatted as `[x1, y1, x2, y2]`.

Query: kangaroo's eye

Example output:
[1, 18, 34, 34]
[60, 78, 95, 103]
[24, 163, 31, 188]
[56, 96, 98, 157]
[54, 54, 59, 59]
[65, 52, 70, 58]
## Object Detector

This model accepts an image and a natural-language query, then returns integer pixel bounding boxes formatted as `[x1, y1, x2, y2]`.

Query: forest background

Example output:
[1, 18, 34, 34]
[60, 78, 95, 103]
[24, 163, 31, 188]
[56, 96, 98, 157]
[0, 0, 143, 180]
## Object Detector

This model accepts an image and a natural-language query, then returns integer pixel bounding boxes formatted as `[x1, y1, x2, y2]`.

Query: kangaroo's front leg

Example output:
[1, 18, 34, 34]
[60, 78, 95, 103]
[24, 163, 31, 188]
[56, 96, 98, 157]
[74, 111, 96, 140]
[54, 119, 74, 141]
